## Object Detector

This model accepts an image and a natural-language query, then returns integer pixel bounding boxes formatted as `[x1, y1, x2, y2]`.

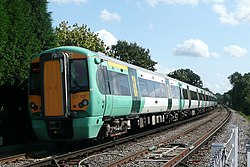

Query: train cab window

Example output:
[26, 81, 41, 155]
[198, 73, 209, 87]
[109, 71, 131, 96]
[30, 63, 40, 94]
[70, 59, 89, 92]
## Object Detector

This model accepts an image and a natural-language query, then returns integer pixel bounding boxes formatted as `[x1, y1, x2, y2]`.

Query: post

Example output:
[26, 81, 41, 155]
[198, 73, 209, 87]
[228, 125, 238, 167]
[211, 143, 225, 166]
[246, 139, 250, 167]
[210, 126, 238, 167]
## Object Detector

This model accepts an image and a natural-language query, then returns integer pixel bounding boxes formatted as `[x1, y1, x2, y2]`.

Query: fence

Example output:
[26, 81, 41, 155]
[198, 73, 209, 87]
[210, 125, 238, 167]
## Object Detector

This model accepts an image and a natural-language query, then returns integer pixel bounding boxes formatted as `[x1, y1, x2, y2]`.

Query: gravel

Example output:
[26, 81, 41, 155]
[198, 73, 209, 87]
[79, 108, 226, 167]
[187, 108, 250, 167]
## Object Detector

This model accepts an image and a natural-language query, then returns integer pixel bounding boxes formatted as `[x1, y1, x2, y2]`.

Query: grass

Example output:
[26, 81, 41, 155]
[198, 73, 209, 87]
[240, 112, 250, 121]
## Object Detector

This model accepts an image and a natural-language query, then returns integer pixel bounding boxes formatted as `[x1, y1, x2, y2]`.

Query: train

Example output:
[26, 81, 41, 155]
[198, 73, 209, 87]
[28, 46, 217, 141]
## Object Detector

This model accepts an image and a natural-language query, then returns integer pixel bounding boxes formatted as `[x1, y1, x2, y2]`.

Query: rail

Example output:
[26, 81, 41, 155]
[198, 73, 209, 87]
[24, 110, 211, 167]
[105, 107, 229, 167]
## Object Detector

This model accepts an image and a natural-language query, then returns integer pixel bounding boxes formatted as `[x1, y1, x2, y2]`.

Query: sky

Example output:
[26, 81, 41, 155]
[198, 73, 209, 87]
[47, 0, 250, 94]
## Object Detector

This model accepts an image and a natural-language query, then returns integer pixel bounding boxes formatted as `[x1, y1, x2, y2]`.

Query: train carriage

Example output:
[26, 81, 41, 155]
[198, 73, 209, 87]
[138, 70, 167, 114]
[28, 46, 217, 141]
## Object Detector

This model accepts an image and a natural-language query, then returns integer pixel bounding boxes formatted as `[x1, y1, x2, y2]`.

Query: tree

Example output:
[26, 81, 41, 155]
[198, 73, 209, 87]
[0, 0, 37, 86]
[168, 69, 203, 88]
[0, 0, 55, 86]
[0, 0, 56, 145]
[28, 0, 56, 50]
[228, 72, 250, 114]
[110, 40, 157, 71]
[215, 93, 223, 104]
[228, 72, 242, 86]
[55, 21, 106, 52]
[0, 0, 9, 84]
[223, 92, 231, 107]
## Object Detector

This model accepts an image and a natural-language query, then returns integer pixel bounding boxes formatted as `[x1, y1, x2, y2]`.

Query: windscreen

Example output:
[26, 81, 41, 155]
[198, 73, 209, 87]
[30, 62, 40, 94]
[70, 59, 89, 92]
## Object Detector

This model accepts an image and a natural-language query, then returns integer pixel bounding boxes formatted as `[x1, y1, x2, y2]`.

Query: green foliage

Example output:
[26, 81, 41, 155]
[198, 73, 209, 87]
[168, 69, 203, 88]
[215, 93, 223, 104]
[0, 0, 37, 85]
[239, 112, 250, 121]
[227, 72, 250, 115]
[0, 0, 55, 86]
[223, 92, 231, 106]
[228, 72, 242, 86]
[55, 21, 106, 52]
[109, 40, 157, 71]
[0, 0, 9, 84]
[28, 0, 56, 50]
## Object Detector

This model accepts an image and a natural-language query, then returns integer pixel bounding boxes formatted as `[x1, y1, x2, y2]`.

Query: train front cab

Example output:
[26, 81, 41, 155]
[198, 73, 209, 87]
[28, 49, 103, 141]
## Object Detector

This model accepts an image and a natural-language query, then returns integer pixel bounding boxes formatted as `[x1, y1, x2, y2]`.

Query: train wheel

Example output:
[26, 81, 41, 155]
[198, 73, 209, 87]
[94, 125, 109, 144]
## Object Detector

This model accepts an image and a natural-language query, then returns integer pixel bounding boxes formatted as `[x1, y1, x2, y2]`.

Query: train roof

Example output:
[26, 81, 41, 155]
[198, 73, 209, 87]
[32, 46, 96, 58]
[33, 46, 216, 97]
[96, 51, 215, 97]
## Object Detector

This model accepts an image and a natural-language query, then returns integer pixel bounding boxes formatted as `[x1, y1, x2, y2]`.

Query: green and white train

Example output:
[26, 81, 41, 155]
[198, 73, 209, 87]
[28, 46, 217, 141]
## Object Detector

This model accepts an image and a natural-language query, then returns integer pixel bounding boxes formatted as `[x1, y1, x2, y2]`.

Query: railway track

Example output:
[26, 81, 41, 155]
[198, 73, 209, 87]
[1, 107, 227, 167]
[107, 106, 230, 167]
[0, 153, 52, 167]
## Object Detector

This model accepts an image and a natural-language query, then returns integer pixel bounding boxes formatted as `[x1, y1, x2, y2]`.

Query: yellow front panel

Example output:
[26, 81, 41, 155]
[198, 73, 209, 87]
[70, 92, 90, 111]
[29, 95, 41, 113]
[44, 60, 64, 117]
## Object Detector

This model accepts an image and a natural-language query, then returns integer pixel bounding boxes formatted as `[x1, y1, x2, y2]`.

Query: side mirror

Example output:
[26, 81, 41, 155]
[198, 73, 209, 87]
[94, 58, 103, 64]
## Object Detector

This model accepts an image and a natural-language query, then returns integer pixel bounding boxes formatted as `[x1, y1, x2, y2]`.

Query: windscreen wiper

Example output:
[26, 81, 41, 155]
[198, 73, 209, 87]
[71, 75, 81, 90]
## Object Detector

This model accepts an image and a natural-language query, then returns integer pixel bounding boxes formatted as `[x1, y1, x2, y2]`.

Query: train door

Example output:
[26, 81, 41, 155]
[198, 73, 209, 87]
[128, 68, 141, 113]
[179, 83, 184, 110]
[201, 91, 205, 108]
[197, 89, 200, 108]
[166, 79, 172, 111]
[40, 52, 68, 118]
[187, 86, 191, 109]
[102, 66, 113, 116]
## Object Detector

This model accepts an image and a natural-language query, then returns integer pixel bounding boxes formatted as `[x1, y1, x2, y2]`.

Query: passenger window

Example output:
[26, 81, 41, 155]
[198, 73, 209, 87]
[139, 78, 167, 98]
[147, 80, 155, 97]
[170, 86, 180, 99]
[165, 84, 171, 98]
[109, 71, 131, 96]
[160, 83, 167, 98]
[154, 82, 161, 97]
[154, 82, 167, 98]
[183, 89, 188, 99]
[139, 78, 149, 97]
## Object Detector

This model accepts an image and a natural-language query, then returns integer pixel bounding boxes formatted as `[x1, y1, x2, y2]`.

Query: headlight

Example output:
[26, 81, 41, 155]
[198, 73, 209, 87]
[78, 103, 84, 108]
[77, 99, 88, 108]
[30, 102, 38, 111]
[82, 99, 89, 106]
[30, 102, 35, 108]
